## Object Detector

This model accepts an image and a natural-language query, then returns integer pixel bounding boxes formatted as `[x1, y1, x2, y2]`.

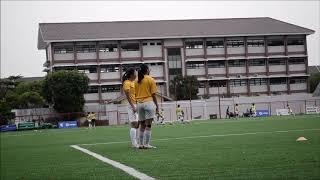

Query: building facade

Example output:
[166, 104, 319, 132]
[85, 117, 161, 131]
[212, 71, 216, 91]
[38, 17, 315, 104]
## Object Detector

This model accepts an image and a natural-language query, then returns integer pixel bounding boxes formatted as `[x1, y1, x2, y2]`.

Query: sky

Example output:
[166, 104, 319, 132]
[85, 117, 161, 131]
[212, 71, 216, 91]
[1, 1, 319, 78]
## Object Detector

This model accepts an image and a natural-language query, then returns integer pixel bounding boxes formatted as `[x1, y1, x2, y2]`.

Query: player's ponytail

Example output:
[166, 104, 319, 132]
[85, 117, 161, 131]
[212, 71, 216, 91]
[122, 68, 135, 83]
[138, 64, 149, 83]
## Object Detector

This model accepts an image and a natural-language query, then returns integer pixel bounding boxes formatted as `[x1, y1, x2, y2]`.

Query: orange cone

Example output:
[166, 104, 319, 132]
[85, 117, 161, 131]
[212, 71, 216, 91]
[296, 137, 307, 141]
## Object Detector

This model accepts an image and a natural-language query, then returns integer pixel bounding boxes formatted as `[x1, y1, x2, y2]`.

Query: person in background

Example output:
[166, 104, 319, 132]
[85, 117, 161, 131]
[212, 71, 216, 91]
[91, 112, 96, 128]
[226, 106, 230, 118]
[87, 112, 92, 128]
[250, 103, 256, 117]
[287, 104, 295, 116]
[176, 105, 184, 122]
[235, 104, 239, 119]
[122, 68, 139, 148]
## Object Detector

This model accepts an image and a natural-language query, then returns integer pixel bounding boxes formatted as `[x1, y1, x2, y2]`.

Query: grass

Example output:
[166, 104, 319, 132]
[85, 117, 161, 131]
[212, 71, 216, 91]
[1, 115, 320, 179]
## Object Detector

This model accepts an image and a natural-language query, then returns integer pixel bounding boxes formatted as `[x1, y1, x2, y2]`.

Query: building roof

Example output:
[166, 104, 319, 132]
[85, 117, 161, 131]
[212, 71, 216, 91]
[38, 17, 315, 49]
[308, 66, 320, 75]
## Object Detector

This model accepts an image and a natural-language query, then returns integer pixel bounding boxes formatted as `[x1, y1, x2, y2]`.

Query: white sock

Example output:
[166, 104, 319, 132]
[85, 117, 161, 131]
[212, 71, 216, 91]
[130, 128, 137, 146]
[135, 128, 139, 144]
[144, 130, 151, 145]
[139, 130, 144, 146]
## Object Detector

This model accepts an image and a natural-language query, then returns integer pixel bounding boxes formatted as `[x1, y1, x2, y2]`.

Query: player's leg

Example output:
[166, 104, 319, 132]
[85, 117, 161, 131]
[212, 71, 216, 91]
[144, 101, 156, 149]
[128, 105, 139, 148]
[137, 103, 146, 148]
[139, 121, 146, 148]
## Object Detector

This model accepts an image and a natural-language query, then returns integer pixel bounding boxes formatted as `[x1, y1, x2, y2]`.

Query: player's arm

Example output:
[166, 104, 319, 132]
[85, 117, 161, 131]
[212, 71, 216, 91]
[124, 89, 136, 113]
[150, 79, 159, 114]
[152, 93, 159, 114]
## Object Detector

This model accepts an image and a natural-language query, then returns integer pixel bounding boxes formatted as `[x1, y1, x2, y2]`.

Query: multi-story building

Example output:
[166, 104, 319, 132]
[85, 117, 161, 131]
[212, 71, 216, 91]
[38, 17, 314, 104]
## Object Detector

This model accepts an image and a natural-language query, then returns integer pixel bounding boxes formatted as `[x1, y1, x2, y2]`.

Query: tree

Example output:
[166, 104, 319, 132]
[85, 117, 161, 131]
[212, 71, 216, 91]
[169, 75, 199, 100]
[309, 72, 320, 93]
[0, 100, 15, 125]
[0, 75, 23, 100]
[18, 92, 45, 109]
[42, 70, 89, 113]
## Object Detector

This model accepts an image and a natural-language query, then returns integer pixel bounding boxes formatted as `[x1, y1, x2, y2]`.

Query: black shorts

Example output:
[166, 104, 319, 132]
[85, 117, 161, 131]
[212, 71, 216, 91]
[91, 119, 96, 123]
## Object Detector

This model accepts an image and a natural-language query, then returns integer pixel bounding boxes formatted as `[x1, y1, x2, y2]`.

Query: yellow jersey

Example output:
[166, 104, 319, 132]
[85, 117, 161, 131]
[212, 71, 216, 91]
[176, 107, 183, 115]
[134, 75, 157, 103]
[123, 80, 136, 104]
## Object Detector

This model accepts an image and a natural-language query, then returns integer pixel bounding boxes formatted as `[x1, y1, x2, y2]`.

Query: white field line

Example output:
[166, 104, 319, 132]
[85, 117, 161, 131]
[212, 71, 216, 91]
[70, 145, 155, 180]
[79, 128, 320, 146]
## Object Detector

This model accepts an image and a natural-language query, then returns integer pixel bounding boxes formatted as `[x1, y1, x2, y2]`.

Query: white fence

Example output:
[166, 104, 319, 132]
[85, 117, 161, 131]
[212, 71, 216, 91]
[84, 94, 320, 125]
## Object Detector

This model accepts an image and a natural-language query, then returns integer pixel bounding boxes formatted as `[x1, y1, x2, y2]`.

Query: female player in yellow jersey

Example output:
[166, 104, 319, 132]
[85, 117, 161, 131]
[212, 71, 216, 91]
[122, 68, 139, 148]
[135, 64, 159, 149]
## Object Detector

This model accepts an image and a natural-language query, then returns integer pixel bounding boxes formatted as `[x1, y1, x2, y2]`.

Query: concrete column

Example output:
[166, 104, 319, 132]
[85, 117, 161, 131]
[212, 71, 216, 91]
[96, 42, 100, 64]
[267, 78, 271, 95]
[284, 35, 288, 56]
[266, 58, 269, 76]
[98, 85, 102, 103]
[182, 39, 187, 76]
[247, 79, 250, 96]
[50, 43, 55, 66]
[161, 40, 168, 96]
[140, 40, 143, 62]
[287, 77, 290, 94]
[224, 37, 229, 78]
[264, 36, 268, 57]
[73, 42, 77, 64]
[118, 41, 121, 63]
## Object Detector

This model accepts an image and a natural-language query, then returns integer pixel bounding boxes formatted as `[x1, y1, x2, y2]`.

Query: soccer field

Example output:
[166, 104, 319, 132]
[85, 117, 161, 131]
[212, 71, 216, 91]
[1, 115, 320, 180]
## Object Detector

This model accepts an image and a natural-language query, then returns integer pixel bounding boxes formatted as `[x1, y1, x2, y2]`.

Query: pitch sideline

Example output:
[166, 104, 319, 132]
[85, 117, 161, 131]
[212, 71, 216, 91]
[70, 145, 155, 180]
[78, 128, 320, 146]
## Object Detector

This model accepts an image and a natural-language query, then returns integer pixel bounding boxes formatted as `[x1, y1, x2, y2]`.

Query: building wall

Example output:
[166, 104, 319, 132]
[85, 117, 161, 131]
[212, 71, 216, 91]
[47, 34, 309, 104]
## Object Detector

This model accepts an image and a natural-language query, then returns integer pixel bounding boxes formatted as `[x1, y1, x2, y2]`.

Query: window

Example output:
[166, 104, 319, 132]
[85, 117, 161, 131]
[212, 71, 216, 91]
[287, 39, 304, 46]
[142, 43, 148, 46]
[156, 42, 162, 46]
[121, 43, 140, 51]
[76, 44, 96, 53]
[250, 78, 267, 86]
[87, 86, 98, 94]
[230, 79, 247, 86]
[290, 77, 306, 84]
[53, 45, 73, 54]
[185, 41, 203, 49]
[249, 59, 265, 66]
[100, 65, 119, 73]
[146, 62, 162, 66]
[227, 40, 244, 47]
[99, 44, 118, 52]
[289, 57, 305, 65]
[101, 85, 120, 93]
[199, 82, 205, 88]
[269, 58, 285, 65]
[228, 60, 245, 67]
[150, 42, 155, 46]
[247, 39, 264, 47]
[270, 78, 286, 85]
[77, 66, 97, 73]
[208, 61, 225, 68]
[206, 40, 224, 48]
[54, 66, 76, 71]
[209, 81, 227, 87]
[186, 62, 205, 69]
[267, 39, 284, 46]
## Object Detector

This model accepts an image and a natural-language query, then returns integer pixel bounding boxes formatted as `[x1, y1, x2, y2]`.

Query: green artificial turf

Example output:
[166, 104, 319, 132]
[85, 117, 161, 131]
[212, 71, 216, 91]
[1, 115, 320, 179]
